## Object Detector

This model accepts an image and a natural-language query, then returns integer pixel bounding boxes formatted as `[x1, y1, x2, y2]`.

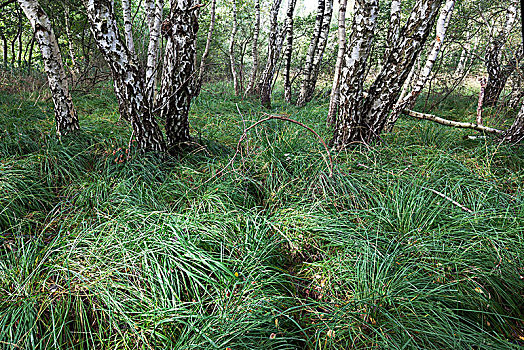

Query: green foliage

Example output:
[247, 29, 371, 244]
[0, 86, 523, 349]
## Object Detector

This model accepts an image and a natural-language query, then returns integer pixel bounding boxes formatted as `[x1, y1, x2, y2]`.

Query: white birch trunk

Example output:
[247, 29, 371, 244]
[245, 0, 261, 95]
[229, 0, 240, 96]
[18, 0, 79, 136]
[387, 0, 455, 129]
[327, 0, 347, 123]
[384, 0, 401, 62]
[84, 0, 165, 152]
[122, 0, 135, 55]
[145, 0, 164, 101]
[195, 0, 216, 97]
[283, 0, 297, 103]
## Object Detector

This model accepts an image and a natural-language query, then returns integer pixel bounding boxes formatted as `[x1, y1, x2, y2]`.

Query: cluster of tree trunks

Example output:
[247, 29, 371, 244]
[296, 0, 333, 106]
[332, 0, 445, 147]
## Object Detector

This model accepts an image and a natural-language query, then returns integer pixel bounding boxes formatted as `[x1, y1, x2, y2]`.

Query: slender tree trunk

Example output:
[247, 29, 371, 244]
[327, 0, 347, 123]
[64, 5, 79, 84]
[195, 0, 216, 97]
[296, 0, 326, 106]
[145, 0, 163, 101]
[387, 0, 455, 130]
[84, 0, 165, 151]
[1, 32, 7, 70]
[333, 0, 443, 147]
[158, 0, 199, 151]
[283, 0, 297, 103]
[18, 0, 79, 135]
[331, 0, 378, 147]
[245, 0, 261, 95]
[17, 8, 23, 68]
[258, 0, 283, 108]
[122, 0, 136, 55]
[483, 0, 518, 107]
[25, 32, 35, 71]
[503, 103, 524, 143]
[308, 0, 333, 98]
[229, 0, 240, 96]
[384, 0, 401, 62]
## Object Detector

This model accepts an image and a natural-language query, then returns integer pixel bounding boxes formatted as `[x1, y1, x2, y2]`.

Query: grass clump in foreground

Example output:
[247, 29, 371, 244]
[0, 83, 523, 349]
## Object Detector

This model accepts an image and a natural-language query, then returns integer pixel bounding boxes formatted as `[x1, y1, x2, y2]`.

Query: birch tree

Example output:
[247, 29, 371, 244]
[157, 0, 200, 150]
[84, 0, 166, 151]
[387, 0, 455, 130]
[333, 0, 444, 147]
[327, 0, 347, 123]
[258, 0, 283, 108]
[283, 0, 297, 103]
[18, 0, 79, 136]
[483, 0, 518, 107]
[245, 0, 260, 95]
[145, 0, 164, 101]
[229, 0, 240, 96]
[296, 0, 333, 106]
[195, 0, 216, 97]
[504, 103, 524, 143]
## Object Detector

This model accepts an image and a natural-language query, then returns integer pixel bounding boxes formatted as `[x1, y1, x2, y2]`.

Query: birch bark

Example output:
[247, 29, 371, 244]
[145, 0, 164, 101]
[229, 0, 240, 96]
[387, 0, 455, 130]
[18, 0, 79, 136]
[84, 0, 165, 151]
[195, 0, 216, 97]
[283, 0, 297, 103]
[245, 0, 261, 95]
[327, 0, 347, 123]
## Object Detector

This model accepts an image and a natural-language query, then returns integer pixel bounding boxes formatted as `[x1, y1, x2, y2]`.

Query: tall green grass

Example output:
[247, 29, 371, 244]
[0, 85, 523, 349]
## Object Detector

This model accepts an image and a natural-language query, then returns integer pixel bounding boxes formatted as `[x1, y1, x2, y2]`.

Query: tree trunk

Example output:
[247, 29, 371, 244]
[258, 0, 283, 108]
[158, 0, 199, 151]
[1, 32, 7, 70]
[229, 0, 240, 96]
[122, 0, 136, 55]
[387, 0, 455, 130]
[503, 103, 524, 143]
[384, 0, 401, 62]
[145, 0, 164, 101]
[331, 0, 378, 147]
[296, 0, 326, 106]
[333, 0, 443, 147]
[18, 0, 79, 136]
[195, 0, 216, 97]
[84, 0, 165, 152]
[283, 0, 297, 103]
[25, 32, 35, 71]
[327, 0, 347, 123]
[308, 0, 333, 96]
[483, 0, 518, 107]
[245, 0, 261, 95]
[64, 5, 79, 84]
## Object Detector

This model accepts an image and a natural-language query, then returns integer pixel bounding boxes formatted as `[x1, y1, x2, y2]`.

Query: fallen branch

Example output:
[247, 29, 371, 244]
[421, 186, 473, 213]
[403, 109, 503, 134]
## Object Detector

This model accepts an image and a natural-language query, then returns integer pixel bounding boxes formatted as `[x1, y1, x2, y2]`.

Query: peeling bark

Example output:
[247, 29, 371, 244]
[331, 0, 378, 146]
[18, 0, 79, 136]
[158, 0, 199, 150]
[387, 0, 455, 130]
[84, 0, 165, 152]
[333, 0, 443, 147]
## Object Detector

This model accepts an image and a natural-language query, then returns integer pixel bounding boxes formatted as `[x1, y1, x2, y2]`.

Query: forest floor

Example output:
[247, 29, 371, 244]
[0, 81, 523, 349]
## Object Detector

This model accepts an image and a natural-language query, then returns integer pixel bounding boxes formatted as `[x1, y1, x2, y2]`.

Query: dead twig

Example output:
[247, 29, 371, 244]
[421, 186, 474, 214]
